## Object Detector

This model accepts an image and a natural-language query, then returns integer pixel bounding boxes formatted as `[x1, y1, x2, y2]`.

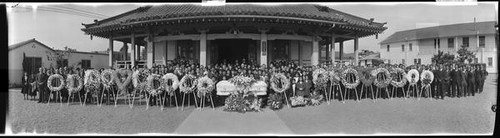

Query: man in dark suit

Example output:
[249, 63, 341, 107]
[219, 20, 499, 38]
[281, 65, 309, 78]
[431, 65, 441, 99]
[449, 64, 459, 98]
[37, 68, 48, 103]
[440, 65, 450, 99]
[480, 65, 488, 93]
[474, 65, 482, 94]
[466, 66, 475, 96]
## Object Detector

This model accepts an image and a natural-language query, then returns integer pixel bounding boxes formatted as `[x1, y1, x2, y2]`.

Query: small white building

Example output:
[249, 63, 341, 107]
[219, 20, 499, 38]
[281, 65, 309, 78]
[379, 21, 498, 73]
[9, 38, 109, 86]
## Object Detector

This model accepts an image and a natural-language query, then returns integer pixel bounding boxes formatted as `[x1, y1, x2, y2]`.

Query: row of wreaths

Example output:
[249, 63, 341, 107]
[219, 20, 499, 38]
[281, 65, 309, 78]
[311, 68, 435, 90]
[46, 69, 215, 98]
[46, 68, 434, 97]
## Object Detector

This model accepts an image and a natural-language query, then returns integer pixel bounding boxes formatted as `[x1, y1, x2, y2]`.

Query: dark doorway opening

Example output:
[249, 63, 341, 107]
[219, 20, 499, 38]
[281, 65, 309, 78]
[214, 39, 253, 64]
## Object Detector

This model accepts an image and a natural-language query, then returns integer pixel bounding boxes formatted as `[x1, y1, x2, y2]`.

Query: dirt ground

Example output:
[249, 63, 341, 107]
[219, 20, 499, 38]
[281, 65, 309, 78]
[6, 75, 496, 135]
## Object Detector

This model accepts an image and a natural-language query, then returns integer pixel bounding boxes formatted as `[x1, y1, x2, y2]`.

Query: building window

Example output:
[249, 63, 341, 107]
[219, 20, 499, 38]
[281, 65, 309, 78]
[177, 40, 197, 62]
[402, 44, 405, 51]
[418, 58, 421, 64]
[448, 38, 454, 48]
[409, 43, 412, 51]
[387, 45, 390, 52]
[402, 59, 405, 65]
[474, 58, 478, 63]
[81, 60, 91, 69]
[488, 57, 493, 66]
[437, 38, 440, 49]
[462, 37, 469, 47]
[434, 39, 437, 49]
[414, 59, 417, 64]
[479, 36, 485, 48]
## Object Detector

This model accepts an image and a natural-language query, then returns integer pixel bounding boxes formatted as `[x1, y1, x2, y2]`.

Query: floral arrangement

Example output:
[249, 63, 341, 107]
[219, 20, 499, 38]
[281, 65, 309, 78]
[146, 74, 163, 96]
[66, 74, 83, 94]
[390, 68, 408, 88]
[229, 75, 256, 93]
[100, 69, 114, 89]
[267, 93, 284, 110]
[328, 69, 341, 85]
[84, 70, 101, 95]
[112, 69, 133, 95]
[161, 73, 179, 96]
[341, 68, 360, 89]
[358, 68, 375, 87]
[47, 74, 65, 92]
[313, 68, 329, 89]
[372, 68, 392, 88]
[406, 69, 420, 85]
[420, 70, 434, 87]
[179, 74, 197, 93]
[132, 69, 148, 90]
[306, 92, 324, 106]
[224, 93, 262, 113]
[197, 76, 215, 98]
[270, 73, 290, 93]
[290, 96, 307, 107]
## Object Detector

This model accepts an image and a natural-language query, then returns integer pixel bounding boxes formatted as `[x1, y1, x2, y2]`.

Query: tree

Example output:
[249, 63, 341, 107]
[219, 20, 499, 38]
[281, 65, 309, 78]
[372, 59, 384, 66]
[432, 50, 455, 64]
[456, 45, 476, 63]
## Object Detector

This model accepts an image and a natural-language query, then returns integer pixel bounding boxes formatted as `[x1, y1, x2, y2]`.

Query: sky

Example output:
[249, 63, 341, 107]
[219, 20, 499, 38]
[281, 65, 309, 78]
[7, 2, 498, 54]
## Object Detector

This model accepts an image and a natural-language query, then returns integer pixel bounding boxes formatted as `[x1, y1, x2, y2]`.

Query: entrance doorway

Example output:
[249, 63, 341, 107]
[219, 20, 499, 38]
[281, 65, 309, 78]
[213, 39, 257, 64]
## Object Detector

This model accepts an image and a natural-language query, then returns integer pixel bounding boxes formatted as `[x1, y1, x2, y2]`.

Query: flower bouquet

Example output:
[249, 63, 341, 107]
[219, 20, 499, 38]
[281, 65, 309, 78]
[267, 93, 284, 110]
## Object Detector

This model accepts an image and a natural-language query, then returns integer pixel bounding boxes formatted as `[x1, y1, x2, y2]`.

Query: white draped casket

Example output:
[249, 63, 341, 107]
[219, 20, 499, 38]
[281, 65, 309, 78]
[216, 80, 267, 96]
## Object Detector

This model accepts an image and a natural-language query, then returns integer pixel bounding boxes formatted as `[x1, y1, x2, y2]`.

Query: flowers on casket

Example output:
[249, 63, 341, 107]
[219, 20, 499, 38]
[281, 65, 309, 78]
[229, 75, 256, 92]
[216, 80, 237, 95]
[223, 93, 262, 113]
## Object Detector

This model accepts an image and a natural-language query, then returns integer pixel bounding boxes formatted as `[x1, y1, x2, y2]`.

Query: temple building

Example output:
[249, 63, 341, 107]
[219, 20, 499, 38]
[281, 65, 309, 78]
[81, 4, 387, 68]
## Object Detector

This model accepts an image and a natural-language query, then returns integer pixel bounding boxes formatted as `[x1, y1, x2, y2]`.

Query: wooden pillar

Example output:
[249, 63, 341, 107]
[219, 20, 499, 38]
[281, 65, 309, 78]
[331, 35, 336, 65]
[146, 31, 155, 68]
[108, 38, 114, 68]
[339, 41, 344, 61]
[298, 41, 302, 66]
[131, 32, 136, 68]
[135, 44, 140, 60]
[354, 37, 359, 66]
[311, 36, 320, 66]
[199, 30, 207, 66]
[260, 29, 268, 66]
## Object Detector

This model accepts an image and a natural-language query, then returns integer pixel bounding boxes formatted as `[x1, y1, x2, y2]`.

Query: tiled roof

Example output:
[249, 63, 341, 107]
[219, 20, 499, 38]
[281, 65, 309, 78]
[82, 4, 386, 35]
[9, 38, 55, 52]
[380, 21, 497, 44]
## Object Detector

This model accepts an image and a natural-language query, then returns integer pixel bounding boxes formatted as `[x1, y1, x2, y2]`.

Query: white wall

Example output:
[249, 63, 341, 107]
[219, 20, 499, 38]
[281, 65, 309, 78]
[9, 41, 56, 85]
[67, 52, 109, 70]
[380, 40, 419, 65]
[154, 41, 167, 65]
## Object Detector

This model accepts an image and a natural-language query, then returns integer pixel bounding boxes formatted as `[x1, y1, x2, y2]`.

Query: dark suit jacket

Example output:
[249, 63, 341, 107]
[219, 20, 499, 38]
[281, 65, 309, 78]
[37, 73, 48, 89]
[432, 70, 441, 84]
[450, 70, 459, 83]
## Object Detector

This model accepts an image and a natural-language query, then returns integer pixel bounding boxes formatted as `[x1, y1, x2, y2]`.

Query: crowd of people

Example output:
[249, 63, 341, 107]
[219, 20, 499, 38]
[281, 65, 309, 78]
[20, 58, 488, 108]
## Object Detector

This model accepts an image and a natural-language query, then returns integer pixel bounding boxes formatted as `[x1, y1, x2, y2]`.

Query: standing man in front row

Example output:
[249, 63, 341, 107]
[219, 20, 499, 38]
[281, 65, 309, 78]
[37, 68, 48, 103]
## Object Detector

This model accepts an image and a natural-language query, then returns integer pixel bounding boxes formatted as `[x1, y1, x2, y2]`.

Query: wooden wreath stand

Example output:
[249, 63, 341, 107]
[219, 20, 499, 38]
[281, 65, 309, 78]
[330, 83, 344, 103]
[182, 91, 199, 111]
[67, 90, 82, 106]
[48, 90, 63, 106]
[360, 84, 374, 102]
[391, 85, 407, 100]
[343, 73, 360, 102]
[406, 83, 418, 99]
[198, 92, 215, 110]
[162, 88, 179, 111]
[374, 86, 390, 101]
[418, 84, 432, 100]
